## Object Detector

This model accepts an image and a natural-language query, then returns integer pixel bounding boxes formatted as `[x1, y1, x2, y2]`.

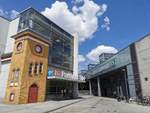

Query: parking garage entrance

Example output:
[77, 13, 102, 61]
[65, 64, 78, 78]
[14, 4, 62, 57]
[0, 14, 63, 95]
[90, 68, 129, 100]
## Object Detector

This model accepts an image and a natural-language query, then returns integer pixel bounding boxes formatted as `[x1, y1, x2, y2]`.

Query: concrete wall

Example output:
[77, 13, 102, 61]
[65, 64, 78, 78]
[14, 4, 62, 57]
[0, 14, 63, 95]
[73, 34, 78, 80]
[0, 17, 10, 55]
[72, 34, 79, 97]
[0, 17, 19, 102]
[0, 17, 10, 102]
[0, 61, 11, 102]
[4, 17, 19, 54]
[135, 35, 150, 96]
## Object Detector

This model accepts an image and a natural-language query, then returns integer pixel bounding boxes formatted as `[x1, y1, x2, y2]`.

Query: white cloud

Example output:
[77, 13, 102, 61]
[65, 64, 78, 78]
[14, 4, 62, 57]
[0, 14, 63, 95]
[86, 45, 118, 62]
[10, 10, 19, 19]
[73, 0, 83, 4]
[0, 8, 19, 19]
[0, 8, 8, 17]
[0, 9, 4, 16]
[78, 54, 86, 63]
[97, 4, 107, 16]
[101, 16, 110, 31]
[42, 0, 108, 42]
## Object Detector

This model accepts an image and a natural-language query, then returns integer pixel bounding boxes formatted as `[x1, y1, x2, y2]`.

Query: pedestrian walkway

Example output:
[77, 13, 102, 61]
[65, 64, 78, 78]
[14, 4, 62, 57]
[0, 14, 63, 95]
[1, 96, 150, 113]
[0, 95, 92, 113]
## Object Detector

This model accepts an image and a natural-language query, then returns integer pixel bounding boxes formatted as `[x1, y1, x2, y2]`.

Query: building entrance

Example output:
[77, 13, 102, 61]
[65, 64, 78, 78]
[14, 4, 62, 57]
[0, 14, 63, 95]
[46, 80, 74, 100]
[28, 84, 38, 103]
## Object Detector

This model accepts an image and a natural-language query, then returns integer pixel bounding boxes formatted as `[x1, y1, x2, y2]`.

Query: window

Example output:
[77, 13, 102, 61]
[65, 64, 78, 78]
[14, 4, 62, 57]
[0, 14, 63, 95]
[144, 77, 148, 81]
[16, 42, 23, 51]
[11, 70, 15, 83]
[14, 69, 20, 82]
[50, 32, 73, 70]
[29, 63, 33, 75]
[9, 93, 15, 102]
[11, 69, 20, 84]
[39, 63, 43, 74]
[51, 34, 63, 66]
[34, 63, 38, 74]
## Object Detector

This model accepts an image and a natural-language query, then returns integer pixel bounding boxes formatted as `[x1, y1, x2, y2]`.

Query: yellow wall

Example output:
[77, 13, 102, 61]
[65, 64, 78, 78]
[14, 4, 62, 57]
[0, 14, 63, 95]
[4, 32, 49, 104]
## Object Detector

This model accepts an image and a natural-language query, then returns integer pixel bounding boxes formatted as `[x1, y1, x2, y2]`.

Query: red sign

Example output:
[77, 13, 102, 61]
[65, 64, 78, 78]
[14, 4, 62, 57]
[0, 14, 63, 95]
[54, 70, 62, 77]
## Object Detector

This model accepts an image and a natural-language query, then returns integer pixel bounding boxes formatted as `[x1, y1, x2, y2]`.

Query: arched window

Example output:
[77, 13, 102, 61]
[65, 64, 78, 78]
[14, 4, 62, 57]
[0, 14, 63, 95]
[34, 63, 38, 75]
[11, 69, 15, 83]
[14, 69, 20, 82]
[39, 63, 43, 74]
[29, 63, 33, 75]
[9, 93, 15, 102]
[11, 69, 20, 84]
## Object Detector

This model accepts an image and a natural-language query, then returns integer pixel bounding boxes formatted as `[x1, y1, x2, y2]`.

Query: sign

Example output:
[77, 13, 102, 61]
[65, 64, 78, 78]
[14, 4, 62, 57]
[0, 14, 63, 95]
[47, 69, 54, 78]
[54, 70, 62, 77]
[62, 71, 73, 79]
[47, 68, 75, 80]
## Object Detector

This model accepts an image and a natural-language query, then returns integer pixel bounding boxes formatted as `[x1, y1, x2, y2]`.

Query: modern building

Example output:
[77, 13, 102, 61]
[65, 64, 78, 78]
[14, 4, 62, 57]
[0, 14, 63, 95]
[99, 53, 115, 64]
[85, 34, 150, 102]
[0, 7, 78, 104]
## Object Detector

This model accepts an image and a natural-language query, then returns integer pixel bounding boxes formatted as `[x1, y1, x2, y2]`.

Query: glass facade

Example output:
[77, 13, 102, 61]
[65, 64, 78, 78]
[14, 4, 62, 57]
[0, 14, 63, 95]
[17, 8, 73, 71]
[126, 64, 136, 98]
[49, 31, 73, 70]
[18, 9, 51, 41]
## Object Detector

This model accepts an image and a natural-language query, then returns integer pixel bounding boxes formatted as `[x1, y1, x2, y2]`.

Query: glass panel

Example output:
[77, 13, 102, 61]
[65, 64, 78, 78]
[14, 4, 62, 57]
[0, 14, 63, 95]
[128, 84, 136, 97]
[18, 8, 74, 71]
[29, 63, 32, 75]
[50, 31, 73, 70]
[39, 63, 43, 73]
[34, 63, 38, 74]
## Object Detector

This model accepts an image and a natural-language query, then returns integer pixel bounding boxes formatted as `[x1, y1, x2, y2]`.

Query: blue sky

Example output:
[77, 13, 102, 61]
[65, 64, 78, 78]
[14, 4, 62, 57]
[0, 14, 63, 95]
[1, 0, 150, 70]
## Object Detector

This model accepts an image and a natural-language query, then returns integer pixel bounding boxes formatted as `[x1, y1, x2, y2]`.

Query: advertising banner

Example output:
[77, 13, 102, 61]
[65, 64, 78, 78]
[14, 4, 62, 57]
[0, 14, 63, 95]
[47, 69, 54, 79]
[47, 68, 74, 80]
[54, 70, 62, 77]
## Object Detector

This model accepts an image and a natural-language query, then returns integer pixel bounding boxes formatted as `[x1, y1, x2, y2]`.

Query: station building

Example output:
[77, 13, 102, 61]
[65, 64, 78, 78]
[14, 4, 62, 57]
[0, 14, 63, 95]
[85, 34, 150, 101]
[0, 8, 78, 104]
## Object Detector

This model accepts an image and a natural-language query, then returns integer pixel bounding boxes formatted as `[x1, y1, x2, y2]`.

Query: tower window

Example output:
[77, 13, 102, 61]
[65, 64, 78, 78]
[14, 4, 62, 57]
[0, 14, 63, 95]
[29, 63, 33, 75]
[11, 70, 15, 83]
[11, 69, 20, 84]
[14, 69, 20, 82]
[9, 93, 15, 102]
[39, 63, 43, 74]
[16, 42, 23, 51]
[34, 63, 38, 74]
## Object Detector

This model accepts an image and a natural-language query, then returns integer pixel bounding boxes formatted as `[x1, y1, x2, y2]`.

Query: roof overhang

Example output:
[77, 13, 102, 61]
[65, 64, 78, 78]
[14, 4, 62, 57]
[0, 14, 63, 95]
[1, 52, 12, 62]
[47, 76, 85, 83]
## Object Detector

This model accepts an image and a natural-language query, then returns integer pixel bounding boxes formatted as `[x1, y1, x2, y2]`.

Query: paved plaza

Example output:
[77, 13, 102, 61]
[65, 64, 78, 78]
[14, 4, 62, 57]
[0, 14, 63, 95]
[50, 97, 150, 113]
[1, 96, 150, 113]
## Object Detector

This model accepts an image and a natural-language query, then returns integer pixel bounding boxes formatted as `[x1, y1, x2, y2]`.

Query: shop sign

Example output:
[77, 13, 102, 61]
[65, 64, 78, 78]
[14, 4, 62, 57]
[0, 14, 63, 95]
[62, 71, 73, 79]
[54, 70, 62, 77]
[47, 69, 54, 78]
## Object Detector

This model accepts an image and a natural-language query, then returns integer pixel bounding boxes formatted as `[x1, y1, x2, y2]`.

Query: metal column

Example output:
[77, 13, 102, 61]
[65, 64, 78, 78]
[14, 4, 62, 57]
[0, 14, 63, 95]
[89, 80, 92, 95]
[97, 77, 101, 96]
[123, 69, 129, 101]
